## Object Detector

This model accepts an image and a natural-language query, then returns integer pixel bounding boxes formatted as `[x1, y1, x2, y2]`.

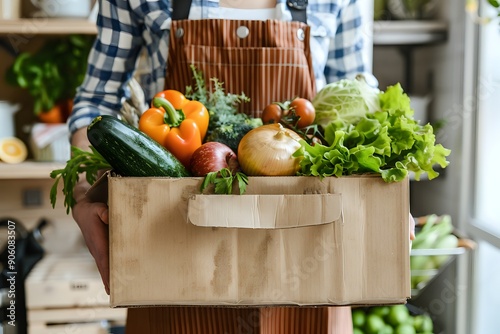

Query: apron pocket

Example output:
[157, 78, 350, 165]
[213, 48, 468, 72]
[167, 45, 315, 117]
[166, 19, 316, 117]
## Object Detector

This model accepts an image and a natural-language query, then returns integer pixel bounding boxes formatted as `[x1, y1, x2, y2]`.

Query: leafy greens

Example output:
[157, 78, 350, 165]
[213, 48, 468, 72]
[294, 83, 451, 182]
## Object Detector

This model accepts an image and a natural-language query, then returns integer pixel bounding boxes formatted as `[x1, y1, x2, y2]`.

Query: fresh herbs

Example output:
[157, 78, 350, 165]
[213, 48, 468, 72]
[184, 65, 262, 139]
[200, 168, 249, 195]
[5, 35, 94, 115]
[50, 146, 111, 214]
[185, 64, 250, 115]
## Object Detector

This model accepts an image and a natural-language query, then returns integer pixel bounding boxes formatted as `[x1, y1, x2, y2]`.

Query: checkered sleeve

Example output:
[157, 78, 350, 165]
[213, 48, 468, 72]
[324, 0, 367, 83]
[67, 0, 145, 134]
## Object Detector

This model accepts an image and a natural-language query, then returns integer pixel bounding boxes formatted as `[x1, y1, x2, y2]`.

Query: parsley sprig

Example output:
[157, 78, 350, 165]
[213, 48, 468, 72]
[200, 168, 249, 195]
[50, 146, 111, 214]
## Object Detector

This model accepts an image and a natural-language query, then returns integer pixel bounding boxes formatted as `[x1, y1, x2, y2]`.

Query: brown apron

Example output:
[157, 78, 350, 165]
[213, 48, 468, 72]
[126, 17, 351, 334]
[126, 305, 353, 333]
[165, 19, 316, 117]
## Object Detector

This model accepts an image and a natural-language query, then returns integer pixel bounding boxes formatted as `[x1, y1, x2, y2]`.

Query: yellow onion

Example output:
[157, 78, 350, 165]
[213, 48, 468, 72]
[237, 123, 302, 176]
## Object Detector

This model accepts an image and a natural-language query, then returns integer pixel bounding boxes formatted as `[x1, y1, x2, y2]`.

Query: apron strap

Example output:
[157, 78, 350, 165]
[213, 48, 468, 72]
[172, 0, 192, 20]
[171, 0, 308, 23]
[287, 0, 308, 24]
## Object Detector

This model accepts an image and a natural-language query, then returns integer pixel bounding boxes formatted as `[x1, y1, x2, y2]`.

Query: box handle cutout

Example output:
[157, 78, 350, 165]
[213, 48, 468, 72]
[187, 193, 342, 229]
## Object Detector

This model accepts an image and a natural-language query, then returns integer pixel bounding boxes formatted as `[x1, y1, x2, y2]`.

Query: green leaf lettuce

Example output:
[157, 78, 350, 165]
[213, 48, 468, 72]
[294, 83, 451, 182]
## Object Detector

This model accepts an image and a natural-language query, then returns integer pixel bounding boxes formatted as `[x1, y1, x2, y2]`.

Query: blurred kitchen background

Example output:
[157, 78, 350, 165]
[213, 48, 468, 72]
[0, 0, 499, 333]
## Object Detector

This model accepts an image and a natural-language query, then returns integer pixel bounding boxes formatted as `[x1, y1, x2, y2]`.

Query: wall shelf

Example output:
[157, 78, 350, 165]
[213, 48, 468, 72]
[0, 161, 64, 179]
[0, 18, 93, 180]
[373, 20, 448, 46]
[0, 19, 448, 42]
[373, 20, 448, 93]
[0, 19, 97, 35]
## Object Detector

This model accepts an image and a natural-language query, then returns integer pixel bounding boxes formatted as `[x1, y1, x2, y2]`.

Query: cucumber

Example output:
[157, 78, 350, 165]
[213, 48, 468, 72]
[87, 115, 190, 177]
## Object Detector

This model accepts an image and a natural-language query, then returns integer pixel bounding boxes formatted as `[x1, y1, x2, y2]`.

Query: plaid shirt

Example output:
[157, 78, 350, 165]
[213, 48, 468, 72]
[69, 0, 369, 134]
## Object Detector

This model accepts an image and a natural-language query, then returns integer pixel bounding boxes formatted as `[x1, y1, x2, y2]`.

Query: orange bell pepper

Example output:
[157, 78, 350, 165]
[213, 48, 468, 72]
[138, 90, 209, 168]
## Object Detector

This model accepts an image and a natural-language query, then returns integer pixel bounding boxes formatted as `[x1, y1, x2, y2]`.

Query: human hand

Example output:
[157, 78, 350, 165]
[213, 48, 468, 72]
[72, 197, 110, 294]
[410, 213, 416, 241]
[70, 127, 111, 293]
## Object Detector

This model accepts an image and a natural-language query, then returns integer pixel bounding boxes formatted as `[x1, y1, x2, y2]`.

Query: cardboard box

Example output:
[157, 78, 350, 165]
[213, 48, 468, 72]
[98, 175, 410, 308]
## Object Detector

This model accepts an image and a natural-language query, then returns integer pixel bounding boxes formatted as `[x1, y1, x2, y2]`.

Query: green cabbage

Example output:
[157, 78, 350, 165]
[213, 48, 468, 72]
[312, 75, 381, 128]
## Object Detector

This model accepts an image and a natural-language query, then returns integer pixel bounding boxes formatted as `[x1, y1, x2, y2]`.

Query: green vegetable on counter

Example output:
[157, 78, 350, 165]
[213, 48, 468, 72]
[352, 305, 434, 334]
[432, 234, 460, 266]
[294, 83, 451, 182]
[410, 215, 460, 290]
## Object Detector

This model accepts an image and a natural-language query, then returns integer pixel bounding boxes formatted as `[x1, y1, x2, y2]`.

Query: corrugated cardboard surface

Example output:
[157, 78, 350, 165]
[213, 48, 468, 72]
[106, 175, 410, 308]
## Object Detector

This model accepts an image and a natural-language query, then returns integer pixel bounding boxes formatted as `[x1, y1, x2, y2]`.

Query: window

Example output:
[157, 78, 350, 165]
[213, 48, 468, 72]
[469, 2, 500, 333]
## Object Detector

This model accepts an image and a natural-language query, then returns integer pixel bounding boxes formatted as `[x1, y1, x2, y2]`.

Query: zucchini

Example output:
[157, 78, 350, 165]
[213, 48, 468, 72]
[87, 115, 190, 177]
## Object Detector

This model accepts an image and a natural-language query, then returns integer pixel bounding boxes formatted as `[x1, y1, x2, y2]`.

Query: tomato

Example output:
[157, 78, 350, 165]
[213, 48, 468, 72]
[261, 103, 283, 124]
[289, 98, 315, 129]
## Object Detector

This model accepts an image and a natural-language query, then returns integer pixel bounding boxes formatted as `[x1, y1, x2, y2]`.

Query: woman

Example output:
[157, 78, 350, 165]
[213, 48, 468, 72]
[68, 0, 372, 332]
